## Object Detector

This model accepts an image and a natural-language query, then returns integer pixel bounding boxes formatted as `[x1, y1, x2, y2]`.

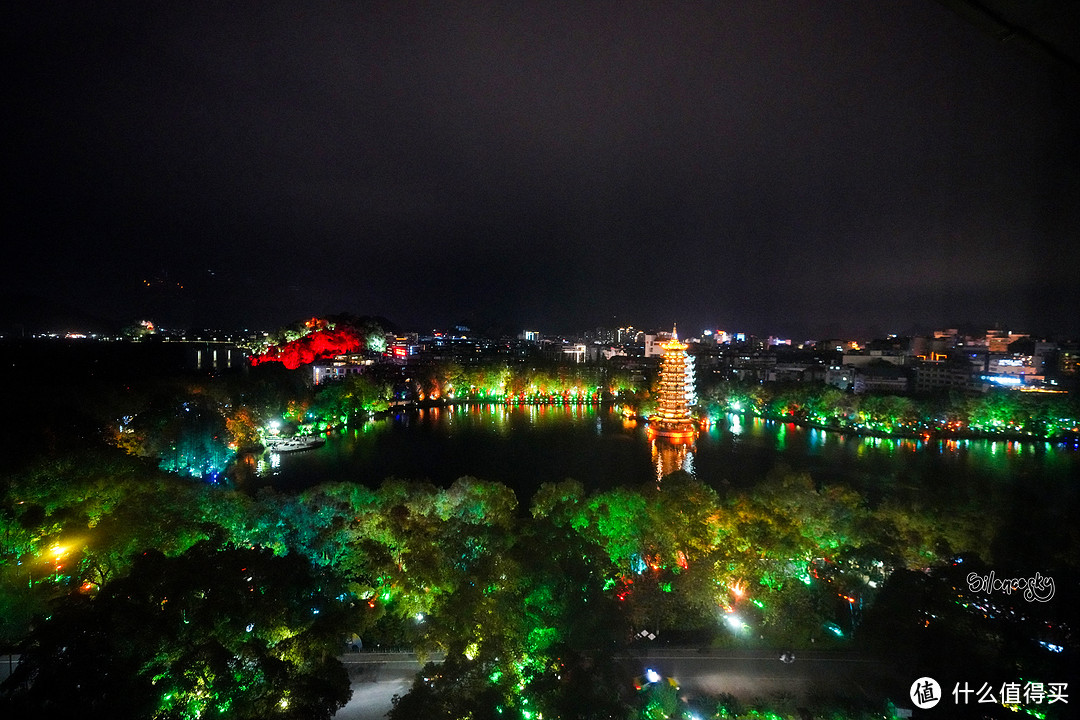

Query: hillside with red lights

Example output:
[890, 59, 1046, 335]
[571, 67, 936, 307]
[249, 326, 363, 370]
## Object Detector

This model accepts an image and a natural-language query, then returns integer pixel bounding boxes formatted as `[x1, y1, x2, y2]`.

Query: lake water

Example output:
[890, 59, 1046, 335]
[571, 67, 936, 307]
[264, 404, 1080, 502]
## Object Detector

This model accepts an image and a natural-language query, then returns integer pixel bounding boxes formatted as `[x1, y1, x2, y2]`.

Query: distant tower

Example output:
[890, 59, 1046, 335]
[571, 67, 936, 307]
[649, 325, 696, 440]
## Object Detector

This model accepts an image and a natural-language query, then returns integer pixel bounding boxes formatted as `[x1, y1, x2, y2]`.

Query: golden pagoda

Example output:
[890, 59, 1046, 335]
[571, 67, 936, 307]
[648, 325, 697, 441]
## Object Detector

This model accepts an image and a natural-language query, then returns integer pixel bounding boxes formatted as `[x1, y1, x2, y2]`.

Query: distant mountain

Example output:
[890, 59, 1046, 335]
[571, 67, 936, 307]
[0, 292, 116, 336]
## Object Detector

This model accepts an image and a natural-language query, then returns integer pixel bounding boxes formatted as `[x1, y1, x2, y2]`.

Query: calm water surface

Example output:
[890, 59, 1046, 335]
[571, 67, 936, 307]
[265, 404, 1079, 501]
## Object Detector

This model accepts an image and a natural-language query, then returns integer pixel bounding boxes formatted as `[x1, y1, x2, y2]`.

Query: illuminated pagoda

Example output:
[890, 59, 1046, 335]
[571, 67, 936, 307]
[648, 325, 697, 441]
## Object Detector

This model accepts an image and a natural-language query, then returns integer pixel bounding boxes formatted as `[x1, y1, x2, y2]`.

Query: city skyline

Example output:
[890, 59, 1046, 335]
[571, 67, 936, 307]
[7, 2, 1079, 338]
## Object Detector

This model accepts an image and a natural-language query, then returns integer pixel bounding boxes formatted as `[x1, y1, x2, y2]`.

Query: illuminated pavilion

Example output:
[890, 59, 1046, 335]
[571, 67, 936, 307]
[648, 325, 697, 442]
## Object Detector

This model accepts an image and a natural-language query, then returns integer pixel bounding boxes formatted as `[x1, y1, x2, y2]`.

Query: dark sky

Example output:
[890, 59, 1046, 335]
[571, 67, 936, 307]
[6, 1, 1079, 338]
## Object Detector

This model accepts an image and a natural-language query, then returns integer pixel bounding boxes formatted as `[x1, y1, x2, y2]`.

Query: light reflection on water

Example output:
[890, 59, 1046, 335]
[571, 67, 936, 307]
[267, 405, 1078, 494]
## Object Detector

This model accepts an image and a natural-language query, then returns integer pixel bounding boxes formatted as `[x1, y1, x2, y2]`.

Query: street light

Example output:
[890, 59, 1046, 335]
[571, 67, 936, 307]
[51, 545, 67, 581]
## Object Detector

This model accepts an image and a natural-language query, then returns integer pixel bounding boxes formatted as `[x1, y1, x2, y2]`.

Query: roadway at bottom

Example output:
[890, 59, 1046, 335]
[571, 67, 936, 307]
[330, 649, 903, 719]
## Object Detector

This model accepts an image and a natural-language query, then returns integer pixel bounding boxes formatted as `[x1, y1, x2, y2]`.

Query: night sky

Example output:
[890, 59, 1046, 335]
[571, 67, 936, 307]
[6, 1, 1079, 338]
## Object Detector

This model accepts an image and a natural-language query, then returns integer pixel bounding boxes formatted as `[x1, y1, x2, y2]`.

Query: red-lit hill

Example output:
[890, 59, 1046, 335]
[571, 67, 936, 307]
[250, 326, 363, 370]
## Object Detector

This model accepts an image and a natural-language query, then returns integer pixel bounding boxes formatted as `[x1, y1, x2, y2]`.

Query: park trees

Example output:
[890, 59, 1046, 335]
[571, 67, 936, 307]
[309, 374, 391, 426]
[387, 506, 633, 720]
[0, 542, 355, 720]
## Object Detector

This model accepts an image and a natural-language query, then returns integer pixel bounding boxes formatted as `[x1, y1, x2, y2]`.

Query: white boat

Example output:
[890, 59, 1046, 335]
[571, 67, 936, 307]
[265, 435, 325, 453]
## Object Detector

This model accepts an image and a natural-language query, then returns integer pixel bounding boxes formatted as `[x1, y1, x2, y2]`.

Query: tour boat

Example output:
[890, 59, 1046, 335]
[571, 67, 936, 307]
[265, 435, 325, 453]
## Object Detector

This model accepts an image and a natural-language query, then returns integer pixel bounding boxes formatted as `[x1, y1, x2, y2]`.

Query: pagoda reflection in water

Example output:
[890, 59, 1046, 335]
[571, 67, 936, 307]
[651, 436, 695, 480]
[647, 325, 697, 481]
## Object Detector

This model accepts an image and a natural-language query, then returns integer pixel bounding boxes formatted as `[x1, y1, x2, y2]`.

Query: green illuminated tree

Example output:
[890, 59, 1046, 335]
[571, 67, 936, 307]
[642, 472, 722, 563]
[584, 487, 649, 568]
[530, 479, 587, 528]
[387, 516, 633, 720]
[310, 374, 391, 425]
[0, 542, 354, 720]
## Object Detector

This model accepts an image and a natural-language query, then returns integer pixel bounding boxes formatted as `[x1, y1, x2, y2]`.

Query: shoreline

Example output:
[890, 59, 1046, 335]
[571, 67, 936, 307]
[306, 398, 1080, 449]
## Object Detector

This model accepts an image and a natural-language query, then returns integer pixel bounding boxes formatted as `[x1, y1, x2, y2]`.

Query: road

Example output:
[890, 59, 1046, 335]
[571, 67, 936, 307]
[333, 652, 434, 720]
[331, 648, 903, 719]
[0, 652, 423, 720]
[630, 648, 901, 705]
[3, 650, 902, 718]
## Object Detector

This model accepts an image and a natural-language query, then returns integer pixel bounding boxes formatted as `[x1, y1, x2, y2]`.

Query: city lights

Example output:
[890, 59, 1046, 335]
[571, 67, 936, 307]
[4, 0, 1078, 715]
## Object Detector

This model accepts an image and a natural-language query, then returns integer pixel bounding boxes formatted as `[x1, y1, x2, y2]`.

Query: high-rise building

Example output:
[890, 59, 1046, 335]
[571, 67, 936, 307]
[644, 331, 671, 357]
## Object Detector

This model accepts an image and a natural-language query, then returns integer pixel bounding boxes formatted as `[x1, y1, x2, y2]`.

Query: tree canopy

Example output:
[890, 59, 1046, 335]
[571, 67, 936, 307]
[1, 542, 354, 720]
